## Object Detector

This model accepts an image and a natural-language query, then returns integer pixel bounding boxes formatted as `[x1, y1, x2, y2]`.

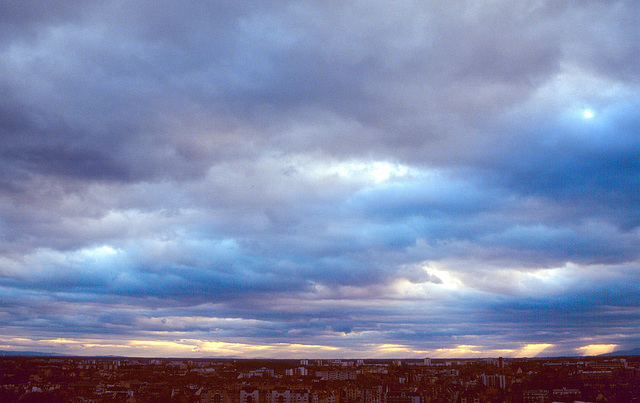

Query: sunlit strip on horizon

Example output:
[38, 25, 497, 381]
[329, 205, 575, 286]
[576, 344, 617, 356]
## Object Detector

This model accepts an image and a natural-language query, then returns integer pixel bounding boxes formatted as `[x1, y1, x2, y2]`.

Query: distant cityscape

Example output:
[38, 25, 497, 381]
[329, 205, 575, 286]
[1, 355, 638, 402]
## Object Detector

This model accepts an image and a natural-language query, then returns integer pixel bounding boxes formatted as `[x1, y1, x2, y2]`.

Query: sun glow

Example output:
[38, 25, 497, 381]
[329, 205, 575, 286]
[377, 344, 411, 353]
[515, 343, 553, 357]
[435, 345, 482, 357]
[582, 109, 594, 119]
[577, 344, 617, 356]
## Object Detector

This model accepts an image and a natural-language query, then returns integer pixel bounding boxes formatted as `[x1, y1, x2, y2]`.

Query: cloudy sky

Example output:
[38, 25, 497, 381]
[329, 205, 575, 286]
[1, 0, 639, 359]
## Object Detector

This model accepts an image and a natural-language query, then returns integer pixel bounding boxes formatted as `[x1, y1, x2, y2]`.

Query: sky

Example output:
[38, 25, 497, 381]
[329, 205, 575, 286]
[0, 0, 639, 359]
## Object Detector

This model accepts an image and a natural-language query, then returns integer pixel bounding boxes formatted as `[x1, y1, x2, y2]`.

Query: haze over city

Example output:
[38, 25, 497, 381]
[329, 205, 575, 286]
[0, 1, 638, 359]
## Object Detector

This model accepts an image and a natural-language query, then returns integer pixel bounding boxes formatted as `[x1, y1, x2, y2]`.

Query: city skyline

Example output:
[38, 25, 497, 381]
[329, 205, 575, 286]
[0, 1, 639, 358]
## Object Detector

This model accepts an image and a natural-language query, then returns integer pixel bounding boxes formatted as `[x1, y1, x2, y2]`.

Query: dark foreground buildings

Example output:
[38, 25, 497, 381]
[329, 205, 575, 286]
[1, 355, 638, 402]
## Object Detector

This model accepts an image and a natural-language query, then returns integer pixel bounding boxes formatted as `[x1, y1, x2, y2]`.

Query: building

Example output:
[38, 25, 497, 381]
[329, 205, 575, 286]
[522, 389, 548, 403]
[241, 388, 260, 403]
[386, 391, 420, 403]
[480, 374, 506, 390]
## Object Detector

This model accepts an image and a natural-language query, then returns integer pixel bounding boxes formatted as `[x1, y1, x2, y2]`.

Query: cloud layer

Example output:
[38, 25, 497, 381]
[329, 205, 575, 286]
[1, 0, 639, 358]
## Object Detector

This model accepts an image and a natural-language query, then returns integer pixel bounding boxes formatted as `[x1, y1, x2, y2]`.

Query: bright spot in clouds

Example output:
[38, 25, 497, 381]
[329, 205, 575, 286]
[583, 109, 595, 119]
[370, 162, 410, 183]
[428, 267, 463, 290]
[85, 245, 118, 257]
[324, 160, 412, 183]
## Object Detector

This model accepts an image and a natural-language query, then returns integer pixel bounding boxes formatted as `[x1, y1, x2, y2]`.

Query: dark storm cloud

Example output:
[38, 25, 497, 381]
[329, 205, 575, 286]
[0, 0, 639, 356]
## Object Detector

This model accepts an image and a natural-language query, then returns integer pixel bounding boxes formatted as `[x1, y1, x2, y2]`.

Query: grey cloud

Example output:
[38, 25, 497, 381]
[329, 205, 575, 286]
[0, 0, 575, 185]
